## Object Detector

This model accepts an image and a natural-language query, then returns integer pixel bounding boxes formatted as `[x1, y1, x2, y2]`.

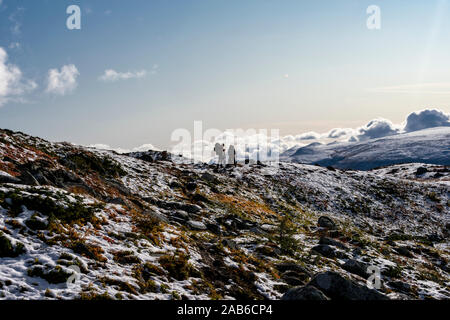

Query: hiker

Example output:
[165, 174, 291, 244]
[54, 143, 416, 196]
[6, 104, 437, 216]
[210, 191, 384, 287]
[221, 144, 226, 166]
[214, 143, 225, 167]
[227, 145, 236, 166]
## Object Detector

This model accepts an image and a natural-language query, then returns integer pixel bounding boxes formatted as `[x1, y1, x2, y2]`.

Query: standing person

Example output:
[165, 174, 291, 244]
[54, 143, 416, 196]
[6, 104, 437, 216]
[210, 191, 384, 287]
[221, 144, 226, 167]
[214, 143, 224, 167]
[227, 145, 236, 166]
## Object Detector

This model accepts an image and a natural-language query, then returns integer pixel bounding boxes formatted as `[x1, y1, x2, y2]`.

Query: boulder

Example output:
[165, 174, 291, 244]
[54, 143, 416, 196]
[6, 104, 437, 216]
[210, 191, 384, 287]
[394, 246, 414, 258]
[275, 263, 311, 276]
[282, 285, 329, 300]
[319, 237, 348, 250]
[311, 244, 337, 258]
[388, 281, 412, 294]
[341, 259, 369, 279]
[308, 271, 389, 300]
[0, 171, 21, 184]
[318, 216, 337, 230]
[187, 220, 207, 231]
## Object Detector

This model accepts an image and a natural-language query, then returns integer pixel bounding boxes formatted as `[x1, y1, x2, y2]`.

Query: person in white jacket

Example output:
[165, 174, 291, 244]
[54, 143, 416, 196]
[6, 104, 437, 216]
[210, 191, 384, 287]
[214, 143, 225, 167]
[227, 145, 236, 166]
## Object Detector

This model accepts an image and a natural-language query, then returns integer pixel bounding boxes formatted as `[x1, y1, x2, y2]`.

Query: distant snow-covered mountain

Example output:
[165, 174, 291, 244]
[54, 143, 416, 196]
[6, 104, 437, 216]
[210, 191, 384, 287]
[281, 127, 450, 170]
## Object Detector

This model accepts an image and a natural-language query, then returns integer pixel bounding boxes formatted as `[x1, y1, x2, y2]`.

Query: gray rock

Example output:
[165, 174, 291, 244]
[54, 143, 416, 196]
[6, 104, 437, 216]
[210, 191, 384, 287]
[0, 171, 21, 184]
[181, 204, 202, 214]
[174, 210, 189, 220]
[145, 210, 169, 223]
[201, 172, 217, 183]
[341, 259, 369, 279]
[318, 216, 337, 230]
[308, 271, 389, 300]
[388, 281, 411, 294]
[187, 220, 207, 230]
[282, 285, 329, 300]
[395, 246, 414, 258]
[275, 263, 311, 276]
[311, 244, 337, 258]
[319, 237, 348, 250]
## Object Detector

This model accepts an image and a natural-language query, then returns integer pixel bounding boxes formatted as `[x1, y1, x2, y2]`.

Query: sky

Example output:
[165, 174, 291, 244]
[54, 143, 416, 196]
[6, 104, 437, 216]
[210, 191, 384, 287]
[0, 0, 450, 150]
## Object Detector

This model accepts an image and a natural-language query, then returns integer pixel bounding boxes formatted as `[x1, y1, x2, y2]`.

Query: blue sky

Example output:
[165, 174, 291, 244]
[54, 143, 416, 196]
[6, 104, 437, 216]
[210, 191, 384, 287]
[0, 0, 449, 149]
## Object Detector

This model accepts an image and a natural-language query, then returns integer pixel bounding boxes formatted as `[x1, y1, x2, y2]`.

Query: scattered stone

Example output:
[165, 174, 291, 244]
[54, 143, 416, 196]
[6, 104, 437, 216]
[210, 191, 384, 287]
[181, 204, 202, 214]
[187, 220, 207, 231]
[308, 271, 389, 300]
[201, 172, 216, 183]
[25, 216, 48, 231]
[0, 171, 21, 184]
[275, 263, 311, 276]
[319, 237, 348, 250]
[395, 246, 414, 258]
[282, 285, 329, 300]
[206, 223, 221, 235]
[282, 273, 308, 286]
[341, 259, 369, 279]
[185, 181, 197, 193]
[318, 216, 337, 230]
[311, 244, 337, 258]
[415, 167, 428, 176]
[388, 281, 411, 294]
[174, 210, 189, 220]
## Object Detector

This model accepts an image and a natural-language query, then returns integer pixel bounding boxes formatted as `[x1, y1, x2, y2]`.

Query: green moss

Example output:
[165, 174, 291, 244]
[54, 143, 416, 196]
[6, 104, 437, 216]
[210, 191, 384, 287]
[99, 277, 138, 295]
[427, 192, 441, 203]
[2, 190, 101, 225]
[60, 152, 126, 178]
[276, 214, 299, 255]
[382, 265, 403, 278]
[113, 250, 141, 264]
[0, 232, 26, 257]
[78, 291, 113, 300]
[71, 240, 106, 262]
[25, 214, 48, 231]
[159, 252, 200, 281]
[27, 265, 71, 284]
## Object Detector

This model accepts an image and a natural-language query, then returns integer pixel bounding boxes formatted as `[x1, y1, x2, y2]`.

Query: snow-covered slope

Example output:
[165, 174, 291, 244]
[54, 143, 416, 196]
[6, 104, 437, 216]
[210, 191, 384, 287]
[281, 127, 450, 170]
[0, 128, 449, 300]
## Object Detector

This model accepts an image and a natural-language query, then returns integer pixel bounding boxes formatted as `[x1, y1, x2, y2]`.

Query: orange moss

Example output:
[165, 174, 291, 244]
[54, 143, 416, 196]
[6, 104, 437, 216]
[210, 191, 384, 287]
[212, 194, 279, 220]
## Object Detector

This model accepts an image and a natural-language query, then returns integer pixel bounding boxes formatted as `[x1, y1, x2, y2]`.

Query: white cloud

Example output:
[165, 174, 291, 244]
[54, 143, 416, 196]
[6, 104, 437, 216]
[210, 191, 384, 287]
[0, 47, 37, 106]
[99, 69, 147, 82]
[325, 128, 355, 139]
[88, 143, 161, 154]
[294, 131, 321, 140]
[87, 108, 450, 164]
[351, 118, 400, 142]
[404, 108, 450, 132]
[46, 64, 79, 95]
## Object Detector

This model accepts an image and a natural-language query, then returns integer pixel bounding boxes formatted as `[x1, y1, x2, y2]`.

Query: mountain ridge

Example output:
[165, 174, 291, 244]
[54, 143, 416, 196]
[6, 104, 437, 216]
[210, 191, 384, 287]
[0, 128, 449, 300]
[281, 127, 450, 170]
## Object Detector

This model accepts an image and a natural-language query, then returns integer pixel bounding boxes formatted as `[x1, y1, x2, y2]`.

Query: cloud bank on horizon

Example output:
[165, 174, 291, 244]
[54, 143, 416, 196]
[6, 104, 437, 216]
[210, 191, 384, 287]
[89, 108, 450, 163]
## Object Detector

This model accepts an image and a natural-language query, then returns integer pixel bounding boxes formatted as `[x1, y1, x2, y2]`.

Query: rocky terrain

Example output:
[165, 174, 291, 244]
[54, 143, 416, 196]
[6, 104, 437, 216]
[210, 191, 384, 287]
[0, 128, 449, 300]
